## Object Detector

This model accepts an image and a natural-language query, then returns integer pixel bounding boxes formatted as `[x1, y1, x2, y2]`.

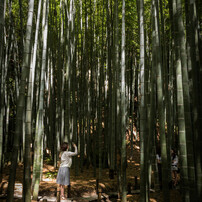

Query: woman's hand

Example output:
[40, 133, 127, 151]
[72, 142, 76, 147]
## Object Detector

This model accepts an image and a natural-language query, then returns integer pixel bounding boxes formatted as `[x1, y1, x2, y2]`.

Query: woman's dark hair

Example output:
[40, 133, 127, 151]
[61, 142, 69, 151]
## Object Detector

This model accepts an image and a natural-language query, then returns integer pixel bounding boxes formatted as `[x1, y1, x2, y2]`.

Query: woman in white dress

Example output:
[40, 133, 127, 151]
[56, 142, 78, 199]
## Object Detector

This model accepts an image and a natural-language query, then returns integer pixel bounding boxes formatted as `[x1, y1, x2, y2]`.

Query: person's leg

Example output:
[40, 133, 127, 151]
[173, 170, 177, 186]
[171, 170, 175, 187]
[60, 185, 65, 197]
[67, 167, 70, 198]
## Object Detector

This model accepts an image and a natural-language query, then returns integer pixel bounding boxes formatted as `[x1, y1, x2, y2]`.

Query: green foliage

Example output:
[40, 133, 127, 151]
[5, 0, 28, 38]
[45, 171, 57, 179]
[125, 0, 139, 48]
[44, 156, 53, 164]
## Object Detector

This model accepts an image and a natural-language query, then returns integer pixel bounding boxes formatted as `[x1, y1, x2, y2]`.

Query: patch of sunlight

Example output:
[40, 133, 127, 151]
[15, 183, 22, 190]
[70, 182, 77, 185]
[135, 145, 140, 149]
[14, 183, 22, 198]
[82, 190, 97, 197]
[99, 183, 106, 188]
[89, 179, 96, 182]
[39, 196, 57, 202]
[42, 178, 53, 182]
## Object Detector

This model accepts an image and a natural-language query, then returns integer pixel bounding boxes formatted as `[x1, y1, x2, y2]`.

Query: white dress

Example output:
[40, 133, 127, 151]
[56, 146, 78, 185]
[171, 155, 178, 171]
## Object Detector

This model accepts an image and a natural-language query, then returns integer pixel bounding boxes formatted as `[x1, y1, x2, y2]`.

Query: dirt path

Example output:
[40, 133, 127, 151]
[0, 141, 181, 201]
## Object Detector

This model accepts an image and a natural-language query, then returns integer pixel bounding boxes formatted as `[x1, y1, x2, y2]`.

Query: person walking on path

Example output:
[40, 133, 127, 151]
[171, 149, 178, 187]
[56, 142, 78, 200]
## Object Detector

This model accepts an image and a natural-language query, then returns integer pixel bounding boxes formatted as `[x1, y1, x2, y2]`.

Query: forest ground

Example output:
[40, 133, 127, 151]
[0, 140, 182, 202]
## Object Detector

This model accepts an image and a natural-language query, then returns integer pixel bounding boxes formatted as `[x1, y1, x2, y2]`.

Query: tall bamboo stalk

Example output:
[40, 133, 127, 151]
[138, 0, 148, 200]
[32, 0, 49, 199]
[153, 0, 169, 200]
[121, 0, 127, 200]
[172, 0, 190, 200]
[0, 0, 5, 184]
[187, 0, 202, 199]
[7, 0, 35, 201]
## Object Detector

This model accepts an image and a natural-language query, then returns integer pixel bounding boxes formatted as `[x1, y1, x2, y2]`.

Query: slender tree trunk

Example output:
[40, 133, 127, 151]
[172, 0, 190, 200]
[69, 0, 76, 146]
[187, 0, 202, 199]
[113, 0, 118, 177]
[64, 0, 70, 143]
[69, 0, 77, 172]
[159, 0, 172, 182]
[92, 0, 97, 177]
[153, 0, 169, 201]
[121, 0, 127, 200]
[138, 0, 148, 201]
[98, 0, 105, 180]
[7, 0, 35, 201]
[107, 0, 114, 176]
[0, 0, 4, 69]
[18, 0, 23, 65]
[32, 0, 49, 199]
[54, 0, 64, 168]
[23, 0, 42, 201]
[78, 0, 84, 173]
[177, 0, 195, 199]
[31, 0, 42, 107]
[148, 0, 158, 191]
[0, 0, 5, 184]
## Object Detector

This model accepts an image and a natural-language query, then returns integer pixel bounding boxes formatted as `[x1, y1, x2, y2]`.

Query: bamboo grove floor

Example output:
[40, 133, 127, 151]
[0, 141, 181, 202]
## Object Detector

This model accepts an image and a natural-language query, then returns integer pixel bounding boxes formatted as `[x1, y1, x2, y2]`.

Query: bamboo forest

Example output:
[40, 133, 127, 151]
[0, 0, 201, 201]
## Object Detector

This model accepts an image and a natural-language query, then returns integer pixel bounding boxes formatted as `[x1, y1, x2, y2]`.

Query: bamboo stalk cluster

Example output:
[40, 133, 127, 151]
[0, 0, 201, 201]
